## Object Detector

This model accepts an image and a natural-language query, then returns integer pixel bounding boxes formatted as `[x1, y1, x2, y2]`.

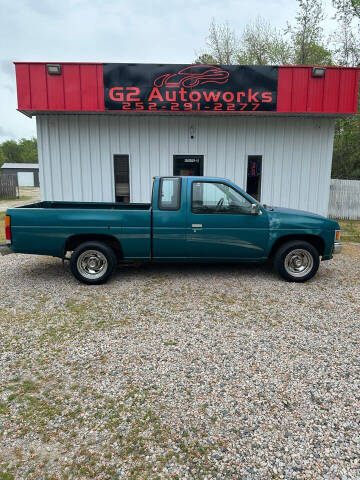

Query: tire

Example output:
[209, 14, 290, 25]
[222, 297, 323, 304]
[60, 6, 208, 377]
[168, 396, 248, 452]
[70, 241, 117, 285]
[274, 240, 320, 282]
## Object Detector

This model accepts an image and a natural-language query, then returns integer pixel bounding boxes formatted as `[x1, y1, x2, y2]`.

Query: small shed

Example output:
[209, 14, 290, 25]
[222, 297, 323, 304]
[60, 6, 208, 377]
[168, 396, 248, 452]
[1, 163, 40, 187]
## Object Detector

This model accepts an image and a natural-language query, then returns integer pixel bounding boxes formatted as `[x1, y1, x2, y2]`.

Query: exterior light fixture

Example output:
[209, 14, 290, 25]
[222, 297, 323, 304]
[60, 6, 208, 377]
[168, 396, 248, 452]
[312, 67, 326, 78]
[189, 126, 195, 139]
[46, 64, 61, 75]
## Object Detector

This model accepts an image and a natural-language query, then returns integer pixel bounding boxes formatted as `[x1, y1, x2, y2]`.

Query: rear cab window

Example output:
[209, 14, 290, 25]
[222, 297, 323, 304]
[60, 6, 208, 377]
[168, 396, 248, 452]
[158, 177, 182, 210]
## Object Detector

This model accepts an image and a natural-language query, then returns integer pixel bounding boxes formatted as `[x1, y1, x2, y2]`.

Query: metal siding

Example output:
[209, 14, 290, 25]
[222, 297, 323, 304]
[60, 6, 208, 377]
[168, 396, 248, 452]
[47, 73, 65, 110]
[68, 116, 83, 201]
[37, 114, 334, 216]
[15, 64, 31, 110]
[292, 68, 309, 112]
[329, 179, 360, 220]
[63, 65, 82, 111]
[338, 69, 358, 113]
[323, 69, 341, 112]
[29, 64, 47, 110]
[307, 74, 324, 112]
[276, 68, 292, 112]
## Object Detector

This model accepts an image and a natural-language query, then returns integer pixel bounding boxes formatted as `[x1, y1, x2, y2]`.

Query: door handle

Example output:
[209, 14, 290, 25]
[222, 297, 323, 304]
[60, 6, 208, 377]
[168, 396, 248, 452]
[192, 224, 202, 228]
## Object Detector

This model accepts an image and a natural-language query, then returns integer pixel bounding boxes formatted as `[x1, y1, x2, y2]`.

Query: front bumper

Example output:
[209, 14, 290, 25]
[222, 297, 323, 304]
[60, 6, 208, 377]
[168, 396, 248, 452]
[0, 243, 13, 256]
[333, 242, 342, 254]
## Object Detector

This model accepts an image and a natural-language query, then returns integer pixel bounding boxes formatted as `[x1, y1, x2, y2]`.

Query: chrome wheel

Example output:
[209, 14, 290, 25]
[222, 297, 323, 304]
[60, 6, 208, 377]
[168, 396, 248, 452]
[284, 249, 314, 278]
[77, 250, 108, 280]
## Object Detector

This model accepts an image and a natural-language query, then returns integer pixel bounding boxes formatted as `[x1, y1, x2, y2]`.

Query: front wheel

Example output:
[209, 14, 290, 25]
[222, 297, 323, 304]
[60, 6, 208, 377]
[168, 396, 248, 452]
[70, 242, 117, 285]
[274, 241, 320, 282]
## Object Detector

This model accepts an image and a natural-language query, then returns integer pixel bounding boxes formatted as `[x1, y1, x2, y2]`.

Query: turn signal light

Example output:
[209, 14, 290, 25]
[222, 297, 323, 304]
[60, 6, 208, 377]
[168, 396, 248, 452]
[335, 230, 341, 242]
[5, 215, 11, 244]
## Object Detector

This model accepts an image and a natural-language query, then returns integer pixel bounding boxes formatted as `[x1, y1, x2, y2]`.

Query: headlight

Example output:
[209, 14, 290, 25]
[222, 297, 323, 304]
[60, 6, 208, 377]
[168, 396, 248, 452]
[335, 230, 341, 242]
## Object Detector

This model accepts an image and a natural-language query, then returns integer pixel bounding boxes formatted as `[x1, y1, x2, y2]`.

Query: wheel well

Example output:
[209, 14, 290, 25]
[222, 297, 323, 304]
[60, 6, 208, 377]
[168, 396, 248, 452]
[269, 234, 325, 258]
[64, 234, 123, 260]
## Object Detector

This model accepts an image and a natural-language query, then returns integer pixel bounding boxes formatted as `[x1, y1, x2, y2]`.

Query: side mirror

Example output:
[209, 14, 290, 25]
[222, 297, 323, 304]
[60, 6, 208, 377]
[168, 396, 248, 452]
[251, 203, 260, 215]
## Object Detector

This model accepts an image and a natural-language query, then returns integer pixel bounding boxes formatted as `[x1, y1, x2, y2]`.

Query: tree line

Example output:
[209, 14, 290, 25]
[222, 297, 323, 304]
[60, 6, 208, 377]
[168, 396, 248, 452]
[0, 138, 38, 169]
[195, 0, 360, 180]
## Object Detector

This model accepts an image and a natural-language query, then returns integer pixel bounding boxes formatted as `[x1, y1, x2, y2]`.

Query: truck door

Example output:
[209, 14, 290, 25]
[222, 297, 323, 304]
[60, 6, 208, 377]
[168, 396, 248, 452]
[152, 177, 187, 259]
[186, 179, 269, 260]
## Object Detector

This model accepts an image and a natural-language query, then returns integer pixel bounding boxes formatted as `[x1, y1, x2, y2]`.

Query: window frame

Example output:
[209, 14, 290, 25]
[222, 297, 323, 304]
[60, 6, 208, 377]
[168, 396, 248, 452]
[246, 155, 262, 202]
[158, 177, 182, 211]
[173, 155, 204, 176]
[113, 154, 130, 203]
[191, 180, 253, 215]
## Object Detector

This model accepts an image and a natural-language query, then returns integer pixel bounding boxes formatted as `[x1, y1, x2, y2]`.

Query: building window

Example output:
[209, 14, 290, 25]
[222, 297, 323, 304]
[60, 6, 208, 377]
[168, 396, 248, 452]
[173, 155, 203, 176]
[114, 155, 130, 202]
[158, 177, 181, 210]
[246, 155, 262, 201]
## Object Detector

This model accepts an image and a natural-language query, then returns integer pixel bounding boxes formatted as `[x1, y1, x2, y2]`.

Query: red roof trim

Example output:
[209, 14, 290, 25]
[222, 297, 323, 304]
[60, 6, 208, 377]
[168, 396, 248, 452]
[14, 63, 360, 115]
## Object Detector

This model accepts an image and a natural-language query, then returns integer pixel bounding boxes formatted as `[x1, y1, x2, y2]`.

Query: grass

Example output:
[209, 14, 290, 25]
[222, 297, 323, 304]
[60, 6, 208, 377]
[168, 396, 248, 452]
[0, 195, 32, 203]
[0, 213, 4, 243]
[338, 220, 360, 242]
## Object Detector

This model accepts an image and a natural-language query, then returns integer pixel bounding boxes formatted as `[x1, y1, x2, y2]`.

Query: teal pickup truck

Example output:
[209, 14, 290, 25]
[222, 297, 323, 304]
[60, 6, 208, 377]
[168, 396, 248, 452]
[2, 176, 342, 285]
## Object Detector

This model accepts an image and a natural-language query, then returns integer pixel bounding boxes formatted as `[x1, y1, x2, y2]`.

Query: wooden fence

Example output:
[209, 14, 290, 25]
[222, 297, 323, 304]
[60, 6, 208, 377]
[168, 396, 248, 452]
[0, 174, 18, 200]
[329, 179, 360, 220]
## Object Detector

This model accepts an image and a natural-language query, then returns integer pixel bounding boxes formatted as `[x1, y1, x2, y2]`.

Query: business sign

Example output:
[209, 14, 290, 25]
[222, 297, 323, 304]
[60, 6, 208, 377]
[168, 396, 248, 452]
[103, 64, 278, 113]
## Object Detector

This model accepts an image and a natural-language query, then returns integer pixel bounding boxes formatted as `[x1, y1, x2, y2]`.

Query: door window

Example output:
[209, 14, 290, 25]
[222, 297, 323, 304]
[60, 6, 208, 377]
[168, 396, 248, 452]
[246, 155, 262, 201]
[173, 155, 204, 176]
[192, 182, 252, 214]
[159, 177, 181, 210]
[114, 155, 130, 202]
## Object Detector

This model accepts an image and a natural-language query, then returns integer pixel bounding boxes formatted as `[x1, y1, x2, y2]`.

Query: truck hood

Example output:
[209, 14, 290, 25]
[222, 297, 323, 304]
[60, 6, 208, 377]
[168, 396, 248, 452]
[266, 206, 340, 230]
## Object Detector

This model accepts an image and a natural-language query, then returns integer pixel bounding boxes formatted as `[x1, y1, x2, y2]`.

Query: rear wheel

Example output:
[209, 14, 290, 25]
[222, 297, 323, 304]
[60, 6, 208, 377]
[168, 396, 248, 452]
[70, 241, 117, 285]
[274, 240, 320, 282]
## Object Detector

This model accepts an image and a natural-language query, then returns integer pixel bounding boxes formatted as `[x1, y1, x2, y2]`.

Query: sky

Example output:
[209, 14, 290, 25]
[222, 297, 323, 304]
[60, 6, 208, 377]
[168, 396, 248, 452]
[0, 0, 336, 142]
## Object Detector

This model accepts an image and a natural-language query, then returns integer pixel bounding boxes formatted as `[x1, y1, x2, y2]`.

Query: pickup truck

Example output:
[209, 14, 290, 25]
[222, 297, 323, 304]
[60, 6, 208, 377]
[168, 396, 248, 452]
[2, 176, 342, 285]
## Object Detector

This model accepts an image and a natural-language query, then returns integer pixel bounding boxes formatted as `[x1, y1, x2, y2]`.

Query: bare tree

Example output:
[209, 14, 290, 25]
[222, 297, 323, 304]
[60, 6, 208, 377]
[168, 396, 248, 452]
[287, 0, 329, 64]
[237, 16, 292, 65]
[195, 20, 238, 64]
[332, 0, 360, 65]
[333, 0, 360, 19]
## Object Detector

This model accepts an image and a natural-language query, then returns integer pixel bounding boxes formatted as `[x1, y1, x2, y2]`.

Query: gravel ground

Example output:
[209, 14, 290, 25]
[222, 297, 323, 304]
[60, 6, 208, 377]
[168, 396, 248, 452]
[0, 245, 359, 479]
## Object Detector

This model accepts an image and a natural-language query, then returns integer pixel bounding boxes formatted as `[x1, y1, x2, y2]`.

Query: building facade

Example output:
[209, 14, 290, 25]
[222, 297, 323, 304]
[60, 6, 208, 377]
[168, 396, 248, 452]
[15, 62, 359, 216]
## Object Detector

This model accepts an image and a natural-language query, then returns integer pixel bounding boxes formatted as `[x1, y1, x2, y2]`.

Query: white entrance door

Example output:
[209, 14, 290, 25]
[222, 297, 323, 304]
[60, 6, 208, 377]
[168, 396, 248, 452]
[18, 172, 34, 187]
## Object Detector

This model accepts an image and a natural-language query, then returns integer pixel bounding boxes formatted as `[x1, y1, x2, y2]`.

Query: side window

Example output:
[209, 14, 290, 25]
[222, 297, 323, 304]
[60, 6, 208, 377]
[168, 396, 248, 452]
[159, 178, 181, 210]
[114, 155, 130, 202]
[192, 182, 253, 214]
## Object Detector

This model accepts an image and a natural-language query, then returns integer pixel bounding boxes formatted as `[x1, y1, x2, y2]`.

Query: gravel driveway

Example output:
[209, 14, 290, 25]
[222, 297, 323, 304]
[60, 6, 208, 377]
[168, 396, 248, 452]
[0, 245, 359, 479]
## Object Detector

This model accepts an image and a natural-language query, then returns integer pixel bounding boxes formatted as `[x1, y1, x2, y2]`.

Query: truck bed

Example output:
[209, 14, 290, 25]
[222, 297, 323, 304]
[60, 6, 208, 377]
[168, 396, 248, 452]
[8, 201, 152, 259]
[20, 201, 151, 210]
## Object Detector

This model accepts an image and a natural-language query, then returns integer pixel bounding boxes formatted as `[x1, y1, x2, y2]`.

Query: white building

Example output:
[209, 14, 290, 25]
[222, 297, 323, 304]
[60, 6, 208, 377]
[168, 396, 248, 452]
[15, 62, 360, 216]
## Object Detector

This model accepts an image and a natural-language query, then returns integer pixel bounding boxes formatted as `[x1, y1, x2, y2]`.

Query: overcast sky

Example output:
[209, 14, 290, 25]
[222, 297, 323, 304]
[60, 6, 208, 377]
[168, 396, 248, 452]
[0, 0, 336, 142]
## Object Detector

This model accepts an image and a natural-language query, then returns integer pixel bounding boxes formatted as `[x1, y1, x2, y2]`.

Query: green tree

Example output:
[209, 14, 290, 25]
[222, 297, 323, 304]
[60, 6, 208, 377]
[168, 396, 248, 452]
[332, 115, 360, 179]
[0, 137, 38, 169]
[18, 138, 38, 163]
[195, 53, 217, 64]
